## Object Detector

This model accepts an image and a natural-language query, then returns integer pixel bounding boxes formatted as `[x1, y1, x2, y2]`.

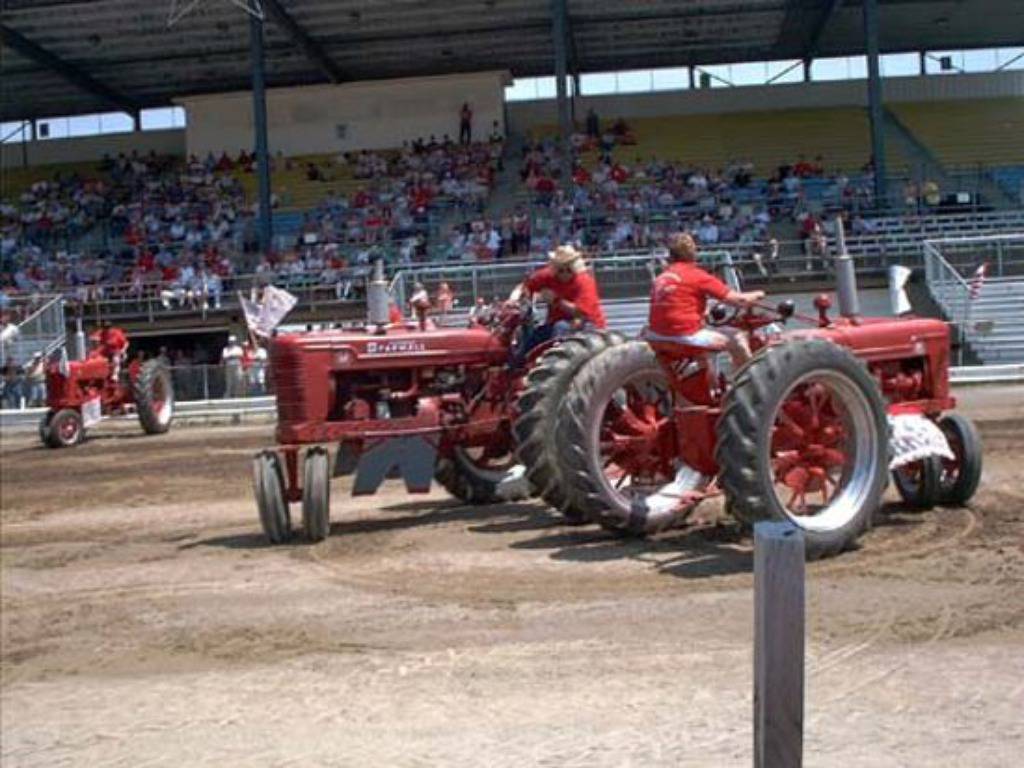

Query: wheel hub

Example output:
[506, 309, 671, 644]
[771, 382, 850, 513]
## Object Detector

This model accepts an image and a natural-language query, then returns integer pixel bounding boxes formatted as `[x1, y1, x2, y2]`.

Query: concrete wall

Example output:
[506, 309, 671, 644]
[507, 70, 1024, 132]
[177, 70, 510, 158]
[0, 129, 186, 168]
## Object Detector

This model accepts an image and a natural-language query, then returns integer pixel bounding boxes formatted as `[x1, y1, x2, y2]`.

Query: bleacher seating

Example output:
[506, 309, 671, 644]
[887, 98, 1024, 169]
[532, 107, 916, 175]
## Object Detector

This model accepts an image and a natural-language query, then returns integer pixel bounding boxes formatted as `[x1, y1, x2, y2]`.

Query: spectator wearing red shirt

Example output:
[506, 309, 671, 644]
[646, 232, 764, 368]
[512, 245, 606, 355]
[572, 166, 591, 186]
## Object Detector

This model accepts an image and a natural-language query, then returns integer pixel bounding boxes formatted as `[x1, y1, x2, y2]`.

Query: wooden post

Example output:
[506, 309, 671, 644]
[754, 521, 805, 768]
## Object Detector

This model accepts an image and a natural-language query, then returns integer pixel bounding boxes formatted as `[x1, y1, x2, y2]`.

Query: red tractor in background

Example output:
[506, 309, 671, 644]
[40, 334, 175, 448]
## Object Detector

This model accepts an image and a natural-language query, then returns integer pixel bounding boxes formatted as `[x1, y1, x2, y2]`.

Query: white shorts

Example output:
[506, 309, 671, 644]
[643, 327, 733, 350]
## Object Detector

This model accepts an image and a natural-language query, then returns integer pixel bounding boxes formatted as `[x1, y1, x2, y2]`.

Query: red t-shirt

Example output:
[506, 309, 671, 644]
[525, 266, 607, 328]
[101, 327, 129, 355]
[648, 261, 730, 336]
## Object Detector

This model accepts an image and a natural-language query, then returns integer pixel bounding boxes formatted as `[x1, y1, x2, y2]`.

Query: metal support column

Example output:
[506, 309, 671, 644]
[802, 58, 812, 82]
[132, 111, 141, 132]
[250, 12, 274, 254]
[688, 65, 696, 89]
[863, 0, 888, 207]
[21, 121, 30, 167]
[919, 50, 927, 75]
[551, 0, 572, 192]
[570, 71, 580, 124]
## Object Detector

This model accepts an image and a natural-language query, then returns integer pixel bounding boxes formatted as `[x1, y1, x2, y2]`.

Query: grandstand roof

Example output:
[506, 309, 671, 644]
[2, 0, 1022, 121]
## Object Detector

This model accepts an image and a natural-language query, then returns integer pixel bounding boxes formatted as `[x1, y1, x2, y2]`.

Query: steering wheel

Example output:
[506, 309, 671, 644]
[707, 303, 741, 328]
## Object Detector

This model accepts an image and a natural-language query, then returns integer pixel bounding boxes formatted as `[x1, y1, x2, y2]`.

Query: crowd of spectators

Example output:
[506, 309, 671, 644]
[1, 150, 259, 311]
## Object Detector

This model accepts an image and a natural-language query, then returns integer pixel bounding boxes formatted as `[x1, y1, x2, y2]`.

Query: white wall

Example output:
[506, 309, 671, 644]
[177, 70, 510, 158]
[508, 70, 1024, 132]
[0, 129, 185, 168]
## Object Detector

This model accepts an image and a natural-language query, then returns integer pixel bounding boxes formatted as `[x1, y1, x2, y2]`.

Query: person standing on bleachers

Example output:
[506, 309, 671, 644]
[459, 103, 473, 145]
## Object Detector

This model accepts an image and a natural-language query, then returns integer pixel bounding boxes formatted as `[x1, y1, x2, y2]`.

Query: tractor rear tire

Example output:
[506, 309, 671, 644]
[302, 447, 331, 542]
[716, 340, 889, 560]
[556, 340, 694, 534]
[936, 413, 982, 506]
[134, 359, 175, 435]
[435, 446, 529, 505]
[513, 330, 625, 522]
[253, 450, 290, 544]
[893, 457, 941, 510]
[45, 408, 84, 449]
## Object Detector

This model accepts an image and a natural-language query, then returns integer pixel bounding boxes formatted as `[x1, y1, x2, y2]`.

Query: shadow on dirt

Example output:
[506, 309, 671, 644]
[183, 494, 935, 580]
[182, 499, 545, 551]
[509, 520, 754, 580]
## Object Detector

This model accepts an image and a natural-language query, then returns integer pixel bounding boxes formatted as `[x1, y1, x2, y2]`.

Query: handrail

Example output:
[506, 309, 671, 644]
[6, 294, 64, 331]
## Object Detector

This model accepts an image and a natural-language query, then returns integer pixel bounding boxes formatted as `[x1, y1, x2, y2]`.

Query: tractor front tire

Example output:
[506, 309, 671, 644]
[134, 359, 175, 435]
[38, 411, 54, 445]
[302, 447, 331, 542]
[513, 330, 625, 522]
[253, 450, 290, 544]
[45, 408, 84, 449]
[936, 413, 982, 506]
[716, 340, 889, 560]
[893, 457, 941, 510]
[435, 447, 529, 505]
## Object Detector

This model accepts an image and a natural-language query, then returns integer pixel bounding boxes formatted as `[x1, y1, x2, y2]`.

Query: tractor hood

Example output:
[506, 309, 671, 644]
[784, 316, 950, 363]
[270, 321, 508, 373]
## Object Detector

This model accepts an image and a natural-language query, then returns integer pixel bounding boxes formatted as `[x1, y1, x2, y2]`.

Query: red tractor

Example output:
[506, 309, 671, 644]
[553, 267, 983, 559]
[252, 262, 623, 543]
[40, 344, 175, 448]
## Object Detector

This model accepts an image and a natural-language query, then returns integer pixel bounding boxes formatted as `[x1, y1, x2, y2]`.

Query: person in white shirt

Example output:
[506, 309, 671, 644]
[221, 334, 246, 398]
[248, 343, 268, 394]
[697, 217, 720, 245]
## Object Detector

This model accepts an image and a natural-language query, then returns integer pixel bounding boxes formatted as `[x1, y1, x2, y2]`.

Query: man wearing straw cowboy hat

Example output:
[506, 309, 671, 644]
[511, 244, 607, 350]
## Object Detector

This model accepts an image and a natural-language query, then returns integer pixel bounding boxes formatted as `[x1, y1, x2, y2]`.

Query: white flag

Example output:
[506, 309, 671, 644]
[239, 292, 261, 335]
[255, 285, 298, 337]
[888, 265, 912, 316]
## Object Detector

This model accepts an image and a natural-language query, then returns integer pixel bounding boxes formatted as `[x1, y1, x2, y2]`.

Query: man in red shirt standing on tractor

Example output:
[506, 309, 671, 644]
[512, 245, 607, 353]
[646, 232, 765, 368]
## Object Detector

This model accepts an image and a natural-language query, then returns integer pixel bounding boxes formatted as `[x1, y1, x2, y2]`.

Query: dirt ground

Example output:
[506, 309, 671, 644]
[1, 385, 1022, 767]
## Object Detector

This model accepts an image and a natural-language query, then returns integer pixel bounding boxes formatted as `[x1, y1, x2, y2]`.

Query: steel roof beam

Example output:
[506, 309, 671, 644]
[262, 0, 344, 83]
[0, 22, 140, 115]
[804, 0, 845, 58]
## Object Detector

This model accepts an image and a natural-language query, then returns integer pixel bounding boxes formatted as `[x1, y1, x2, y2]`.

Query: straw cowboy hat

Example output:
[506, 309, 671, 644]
[548, 244, 586, 273]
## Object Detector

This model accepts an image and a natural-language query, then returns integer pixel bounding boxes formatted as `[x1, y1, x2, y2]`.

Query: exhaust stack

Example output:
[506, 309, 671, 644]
[73, 317, 87, 361]
[366, 259, 391, 330]
[833, 216, 860, 321]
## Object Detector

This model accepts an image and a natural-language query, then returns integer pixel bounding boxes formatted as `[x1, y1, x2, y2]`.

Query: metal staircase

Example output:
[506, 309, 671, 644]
[923, 235, 1024, 364]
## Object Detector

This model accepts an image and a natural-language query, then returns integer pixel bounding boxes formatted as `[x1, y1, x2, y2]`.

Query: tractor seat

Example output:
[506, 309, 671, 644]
[641, 328, 725, 361]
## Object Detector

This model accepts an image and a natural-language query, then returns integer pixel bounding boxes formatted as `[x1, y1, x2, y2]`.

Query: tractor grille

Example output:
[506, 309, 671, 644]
[270, 346, 308, 424]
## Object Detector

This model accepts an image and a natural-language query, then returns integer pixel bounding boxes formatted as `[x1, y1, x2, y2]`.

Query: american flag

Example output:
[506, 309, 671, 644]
[969, 263, 988, 301]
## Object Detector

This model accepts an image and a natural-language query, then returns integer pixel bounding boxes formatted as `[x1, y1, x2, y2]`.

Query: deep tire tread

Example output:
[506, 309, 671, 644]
[513, 330, 625, 522]
[716, 339, 889, 560]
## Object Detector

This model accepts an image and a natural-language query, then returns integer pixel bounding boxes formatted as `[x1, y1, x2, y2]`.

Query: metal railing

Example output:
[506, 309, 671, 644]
[924, 233, 1024, 364]
[0, 294, 66, 368]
